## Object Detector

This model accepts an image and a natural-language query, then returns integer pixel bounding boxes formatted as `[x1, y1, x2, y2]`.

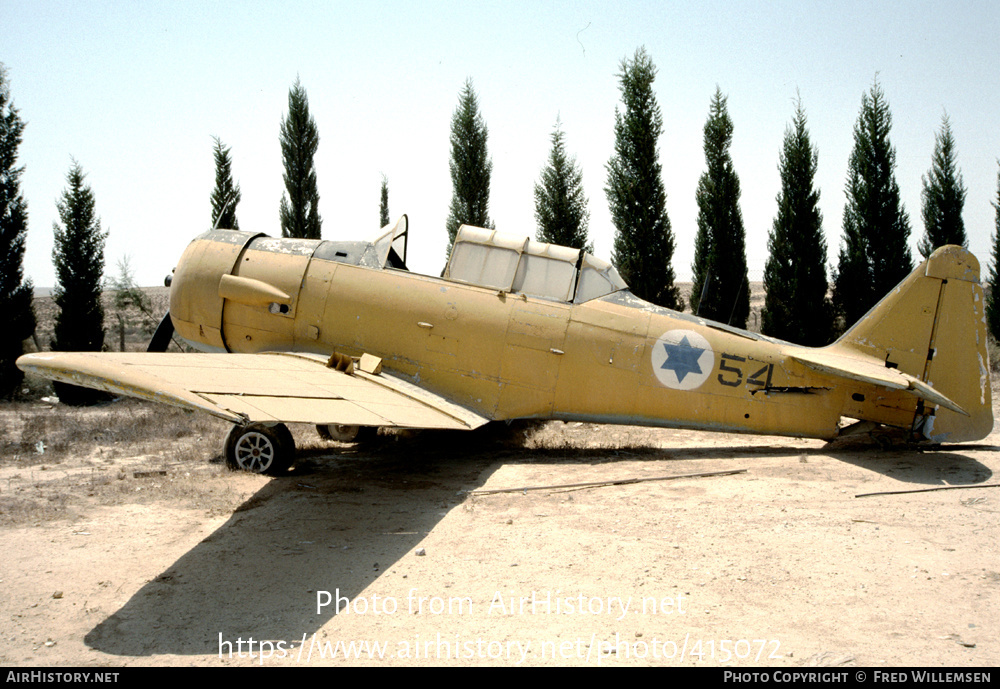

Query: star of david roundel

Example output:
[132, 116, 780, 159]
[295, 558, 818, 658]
[650, 329, 714, 391]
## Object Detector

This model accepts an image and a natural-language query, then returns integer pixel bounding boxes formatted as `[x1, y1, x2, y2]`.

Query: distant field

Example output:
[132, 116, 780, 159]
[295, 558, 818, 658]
[677, 281, 767, 333]
[30, 286, 174, 354]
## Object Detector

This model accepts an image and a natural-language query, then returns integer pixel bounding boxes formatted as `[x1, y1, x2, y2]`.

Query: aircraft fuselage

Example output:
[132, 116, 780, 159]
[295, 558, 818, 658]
[169, 230, 922, 441]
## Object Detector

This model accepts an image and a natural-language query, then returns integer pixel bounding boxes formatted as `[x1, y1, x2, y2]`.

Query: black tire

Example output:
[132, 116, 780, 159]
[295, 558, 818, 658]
[273, 423, 295, 455]
[224, 423, 295, 475]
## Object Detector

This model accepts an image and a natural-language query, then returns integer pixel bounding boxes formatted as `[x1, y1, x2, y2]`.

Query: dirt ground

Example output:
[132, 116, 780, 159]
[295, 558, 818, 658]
[1, 390, 998, 667]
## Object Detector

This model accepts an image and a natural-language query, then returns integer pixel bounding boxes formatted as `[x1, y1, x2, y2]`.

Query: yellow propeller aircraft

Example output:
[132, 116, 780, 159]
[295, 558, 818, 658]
[17, 216, 993, 475]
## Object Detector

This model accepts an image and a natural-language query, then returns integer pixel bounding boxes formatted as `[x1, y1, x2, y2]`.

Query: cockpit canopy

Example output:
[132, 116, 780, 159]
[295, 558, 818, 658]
[312, 215, 409, 270]
[443, 225, 627, 303]
[183, 218, 624, 312]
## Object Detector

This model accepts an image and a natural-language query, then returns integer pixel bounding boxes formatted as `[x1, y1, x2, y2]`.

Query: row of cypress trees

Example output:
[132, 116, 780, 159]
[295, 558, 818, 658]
[0, 57, 997, 398]
[445, 48, 984, 351]
[0, 63, 112, 400]
[0, 70, 326, 399]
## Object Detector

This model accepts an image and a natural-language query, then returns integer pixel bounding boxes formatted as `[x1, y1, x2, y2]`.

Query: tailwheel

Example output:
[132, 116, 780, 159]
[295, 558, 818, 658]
[872, 432, 893, 451]
[316, 424, 379, 444]
[225, 423, 295, 475]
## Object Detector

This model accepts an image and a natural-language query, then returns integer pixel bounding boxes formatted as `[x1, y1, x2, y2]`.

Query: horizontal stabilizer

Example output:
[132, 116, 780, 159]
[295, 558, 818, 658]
[790, 349, 968, 416]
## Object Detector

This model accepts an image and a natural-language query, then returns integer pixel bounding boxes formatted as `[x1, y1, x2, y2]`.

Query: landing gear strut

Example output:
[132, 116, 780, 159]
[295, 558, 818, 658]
[224, 423, 295, 475]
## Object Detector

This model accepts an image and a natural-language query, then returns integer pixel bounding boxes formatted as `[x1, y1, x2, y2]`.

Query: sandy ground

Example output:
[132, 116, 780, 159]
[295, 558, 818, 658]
[1, 397, 999, 667]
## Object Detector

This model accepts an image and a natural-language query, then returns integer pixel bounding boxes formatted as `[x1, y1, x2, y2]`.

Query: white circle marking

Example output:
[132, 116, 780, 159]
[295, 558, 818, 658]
[650, 329, 714, 390]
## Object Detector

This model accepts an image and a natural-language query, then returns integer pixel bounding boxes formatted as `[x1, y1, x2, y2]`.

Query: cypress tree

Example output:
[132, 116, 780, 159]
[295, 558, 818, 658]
[605, 47, 681, 311]
[445, 78, 493, 254]
[535, 117, 591, 251]
[379, 174, 390, 228]
[210, 136, 241, 230]
[987, 163, 1000, 342]
[918, 115, 967, 257]
[279, 78, 322, 239]
[761, 100, 833, 345]
[51, 160, 110, 404]
[0, 64, 36, 398]
[833, 79, 912, 330]
[691, 87, 749, 327]
[52, 160, 106, 355]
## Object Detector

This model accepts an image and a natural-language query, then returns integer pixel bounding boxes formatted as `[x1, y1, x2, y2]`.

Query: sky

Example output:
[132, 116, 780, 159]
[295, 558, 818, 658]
[3, 0, 1000, 290]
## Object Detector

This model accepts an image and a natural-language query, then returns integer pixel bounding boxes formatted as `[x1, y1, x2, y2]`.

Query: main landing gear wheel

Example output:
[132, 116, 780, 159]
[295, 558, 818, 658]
[224, 423, 295, 475]
[316, 424, 378, 444]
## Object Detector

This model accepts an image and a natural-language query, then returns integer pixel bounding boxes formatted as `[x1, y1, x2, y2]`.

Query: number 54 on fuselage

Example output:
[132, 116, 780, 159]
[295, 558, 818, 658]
[18, 216, 993, 474]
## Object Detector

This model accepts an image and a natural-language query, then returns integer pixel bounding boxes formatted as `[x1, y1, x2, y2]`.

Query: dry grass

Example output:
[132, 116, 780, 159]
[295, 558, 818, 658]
[0, 397, 241, 526]
[3, 286, 241, 525]
[0, 398, 225, 466]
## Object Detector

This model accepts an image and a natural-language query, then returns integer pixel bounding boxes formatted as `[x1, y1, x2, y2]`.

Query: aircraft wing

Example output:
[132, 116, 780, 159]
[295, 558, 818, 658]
[16, 351, 490, 430]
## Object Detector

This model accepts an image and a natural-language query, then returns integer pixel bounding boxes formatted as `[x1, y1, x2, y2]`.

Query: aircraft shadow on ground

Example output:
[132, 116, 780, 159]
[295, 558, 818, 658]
[501, 437, 995, 488]
[83, 431, 994, 656]
[83, 442, 500, 657]
[631, 441, 995, 487]
[825, 445, 994, 487]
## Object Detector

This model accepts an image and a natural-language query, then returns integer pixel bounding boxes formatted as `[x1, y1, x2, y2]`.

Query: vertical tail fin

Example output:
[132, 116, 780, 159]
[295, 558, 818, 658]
[833, 246, 992, 442]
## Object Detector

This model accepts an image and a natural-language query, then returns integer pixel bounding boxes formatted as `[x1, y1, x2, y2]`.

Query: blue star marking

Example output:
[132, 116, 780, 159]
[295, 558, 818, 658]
[661, 336, 704, 383]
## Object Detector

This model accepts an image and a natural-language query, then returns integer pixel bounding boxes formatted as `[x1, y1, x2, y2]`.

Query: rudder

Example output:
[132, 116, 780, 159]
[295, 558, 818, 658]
[834, 245, 992, 442]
